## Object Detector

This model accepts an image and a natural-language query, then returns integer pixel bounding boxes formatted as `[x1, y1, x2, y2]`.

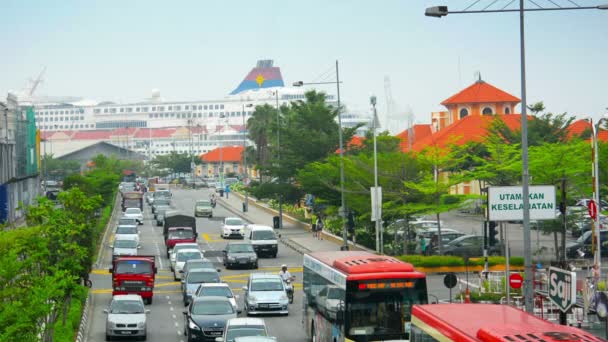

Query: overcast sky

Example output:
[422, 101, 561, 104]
[1, 0, 606, 126]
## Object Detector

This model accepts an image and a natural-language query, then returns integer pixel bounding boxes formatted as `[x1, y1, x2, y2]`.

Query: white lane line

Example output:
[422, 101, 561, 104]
[172, 314, 176, 319]
[155, 241, 164, 270]
[170, 306, 174, 311]
[166, 295, 170, 300]
[168, 300, 172, 305]
[174, 322, 179, 327]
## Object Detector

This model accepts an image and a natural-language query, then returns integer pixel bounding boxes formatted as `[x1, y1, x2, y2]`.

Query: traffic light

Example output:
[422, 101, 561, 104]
[488, 221, 498, 246]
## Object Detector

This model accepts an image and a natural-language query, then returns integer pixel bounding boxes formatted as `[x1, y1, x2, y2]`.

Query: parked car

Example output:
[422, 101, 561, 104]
[111, 236, 139, 256]
[194, 283, 238, 312]
[174, 249, 205, 280]
[170, 243, 200, 271]
[575, 199, 608, 209]
[566, 230, 608, 259]
[104, 294, 150, 341]
[181, 258, 217, 278]
[222, 217, 247, 239]
[218, 318, 269, 342]
[243, 273, 288, 316]
[418, 228, 466, 246]
[182, 268, 221, 306]
[183, 296, 239, 342]
[245, 225, 278, 258]
[222, 242, 258, 269]
[115, 225, 140, 246]
[439, 234, 502, 257]
[195, 199, 214, 218]
[123, 208, 144, 225]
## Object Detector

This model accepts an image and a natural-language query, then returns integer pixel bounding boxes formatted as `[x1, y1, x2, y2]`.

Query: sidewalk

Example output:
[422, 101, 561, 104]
[217, 191, 368, 254]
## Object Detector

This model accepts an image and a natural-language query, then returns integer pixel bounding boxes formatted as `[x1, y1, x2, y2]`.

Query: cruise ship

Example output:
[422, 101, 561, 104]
[29, 60, 371, 157]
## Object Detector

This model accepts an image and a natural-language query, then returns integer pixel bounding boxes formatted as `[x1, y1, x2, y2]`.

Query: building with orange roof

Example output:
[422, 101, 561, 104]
[200, 146, 245, 177]
[396, 124, 433, 152]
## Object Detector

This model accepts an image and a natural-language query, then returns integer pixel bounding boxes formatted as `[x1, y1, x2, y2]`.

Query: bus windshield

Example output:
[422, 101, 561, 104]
[346, 282, 427, 339]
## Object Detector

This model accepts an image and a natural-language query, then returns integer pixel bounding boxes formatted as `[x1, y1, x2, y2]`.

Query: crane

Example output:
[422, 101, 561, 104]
[27, 66, 46, 97]
[383, 75, 413, 135]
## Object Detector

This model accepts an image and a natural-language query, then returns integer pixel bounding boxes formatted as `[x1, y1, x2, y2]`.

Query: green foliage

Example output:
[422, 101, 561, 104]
[397, 255, 524, 268]
[151, 151, 193, 174]
[250, 182, 304, 204]
[42, 154, 81, 179]
[51, 285, 87, 341]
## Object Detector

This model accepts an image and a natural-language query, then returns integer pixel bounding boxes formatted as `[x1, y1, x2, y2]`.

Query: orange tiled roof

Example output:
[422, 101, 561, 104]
[201, 146, 244, 163]
[72, 130, 113, 140]
[441, 80, 520, 106]
[411, 115, 524, 152]
[133, 128, 177, 138]
[567, 119, 608, 142]
[336, 136, 365, 153]
[396, 124, 433, 152]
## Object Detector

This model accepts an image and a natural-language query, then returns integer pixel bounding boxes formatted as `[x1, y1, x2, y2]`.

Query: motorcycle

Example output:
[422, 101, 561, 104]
[284, 276, 295, 304]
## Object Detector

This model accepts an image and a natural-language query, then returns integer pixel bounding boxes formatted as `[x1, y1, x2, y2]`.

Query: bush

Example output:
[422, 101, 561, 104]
[397, 255, 524, 268]
[52, 286, 88, 341]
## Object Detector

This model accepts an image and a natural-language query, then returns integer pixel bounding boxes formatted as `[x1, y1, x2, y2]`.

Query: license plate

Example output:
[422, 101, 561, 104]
[259, 304, 269, 308]
[119, 331, 133, 335]
[239, 260, 247, 264]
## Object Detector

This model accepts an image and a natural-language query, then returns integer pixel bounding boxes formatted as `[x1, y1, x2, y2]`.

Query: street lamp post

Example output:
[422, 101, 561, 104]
[294, 60, 348, 250]
[370, 95, 383, 254]
[242, 103, 253, 212]
[425, 0, 607, 314]
[588, 115, 608, 275]
[274, 90, 283, 229]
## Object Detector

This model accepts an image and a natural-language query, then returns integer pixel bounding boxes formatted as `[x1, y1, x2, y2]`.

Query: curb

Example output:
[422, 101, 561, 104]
[75, 294, 91, 342]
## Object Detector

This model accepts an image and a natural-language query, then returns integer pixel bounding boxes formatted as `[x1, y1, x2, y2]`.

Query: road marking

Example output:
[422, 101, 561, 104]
[156, 282, 180, 287]
[155, 241, 164, 270]
[202, 233, 211, 242]
[109, 233, 115, 243]
[168, 300, 172, 305]
[174, 322, 179, 328]
[166, 295, 170, 300]
[170, 306, 174, 312]
[172, 314, 176, 319]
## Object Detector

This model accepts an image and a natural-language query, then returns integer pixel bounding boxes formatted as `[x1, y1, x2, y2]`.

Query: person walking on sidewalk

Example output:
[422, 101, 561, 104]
[225, 184, 231, 199]
[311, 213, 318, 238]
[419, 235, 427, 256]
[315, 216, 324, 240]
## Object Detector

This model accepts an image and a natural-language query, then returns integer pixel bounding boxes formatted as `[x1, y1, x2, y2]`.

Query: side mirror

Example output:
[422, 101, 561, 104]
[109, 245, 113, 248]
[278, 234, 282, 238]
[103, 309, 109, 314]
[222, 250, 227, 254]
[137, 246, 141, 249]
[242, 286, 247, 291]
[154, 267, 158, 274]
[108, 268, 113, 274]
[145, 309, 151, 314]
[179, 270, 184, 273]
[237, 309, 242, 314]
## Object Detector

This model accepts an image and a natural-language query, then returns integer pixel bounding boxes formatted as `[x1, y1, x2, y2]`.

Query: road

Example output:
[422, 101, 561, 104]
[86, 188, 307, 342]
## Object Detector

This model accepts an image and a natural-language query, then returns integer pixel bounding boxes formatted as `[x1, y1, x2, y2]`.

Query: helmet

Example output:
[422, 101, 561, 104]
[281, 264, 287, 269]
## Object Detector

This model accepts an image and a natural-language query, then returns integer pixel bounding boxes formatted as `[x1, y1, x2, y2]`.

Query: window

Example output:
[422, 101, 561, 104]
[104, 109, 108, 113]
[168, 106, 172, 110]
[204, 105, 208, 110]
[136, 107, 140, 112]
[152, 107, 156, 111]
[142, 107, 148, 112]
[482, 107, 493, 115]
[120, 108, 124, 113]
[175, 106, 181, 110]
[504, 106, 511, 114]
[215, 104, 219, 110]
[220, 104, 224, 109]
[198, 105, 202, 110]
[459, 108, 469, 119]
[185, 105, 189, 110]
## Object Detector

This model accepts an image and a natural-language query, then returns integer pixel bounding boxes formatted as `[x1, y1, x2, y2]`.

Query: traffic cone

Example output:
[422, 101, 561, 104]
[465, 287, 471, 303]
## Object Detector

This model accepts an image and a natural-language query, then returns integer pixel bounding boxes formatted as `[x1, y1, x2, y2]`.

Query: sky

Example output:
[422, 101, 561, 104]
[1, 0, 607, 128]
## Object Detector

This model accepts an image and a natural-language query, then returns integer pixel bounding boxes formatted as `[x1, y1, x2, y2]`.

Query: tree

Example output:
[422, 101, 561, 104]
[247, 104, 277, 179]
[41, 154, 81, 179]
[151, 152, 192, 174]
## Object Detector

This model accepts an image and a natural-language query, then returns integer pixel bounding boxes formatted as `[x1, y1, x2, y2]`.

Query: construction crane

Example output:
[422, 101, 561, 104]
[383, 75, 413, 135]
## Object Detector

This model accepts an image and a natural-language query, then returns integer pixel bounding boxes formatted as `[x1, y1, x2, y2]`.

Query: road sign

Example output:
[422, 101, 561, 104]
[548, 267, 577, 312]
[488, 185, 556, 221]
[588, 200, 598, 220]
[443, 273, 457, 289]
[509, 273, 523, 289]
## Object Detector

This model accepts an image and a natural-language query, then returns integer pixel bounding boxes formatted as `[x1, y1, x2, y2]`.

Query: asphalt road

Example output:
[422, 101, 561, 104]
[86, 188, 307, 342]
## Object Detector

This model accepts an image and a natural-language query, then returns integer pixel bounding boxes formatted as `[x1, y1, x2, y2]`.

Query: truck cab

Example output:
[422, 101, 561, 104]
[109, 255, 157, 304]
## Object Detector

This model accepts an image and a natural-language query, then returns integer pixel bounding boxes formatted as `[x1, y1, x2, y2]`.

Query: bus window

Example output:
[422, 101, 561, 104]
[411, 324, 439, 342]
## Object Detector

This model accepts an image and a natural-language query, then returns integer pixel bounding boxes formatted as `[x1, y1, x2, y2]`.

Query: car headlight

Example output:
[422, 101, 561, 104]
[250, 256, 257, 261]
[138, 321, 146, 328]
[228, 256, 236, 261]
[188, 318, 200, 330]
[248, 296, 257, 304]
[280, 294, 288, 302]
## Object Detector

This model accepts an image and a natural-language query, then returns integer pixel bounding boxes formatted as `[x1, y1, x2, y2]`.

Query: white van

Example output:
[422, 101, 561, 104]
[245, 225, 278, 258]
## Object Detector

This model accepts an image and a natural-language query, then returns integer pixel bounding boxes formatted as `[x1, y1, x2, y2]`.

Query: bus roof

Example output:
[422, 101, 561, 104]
[308, 251, 424, 281]
[412, 304, 602, 342]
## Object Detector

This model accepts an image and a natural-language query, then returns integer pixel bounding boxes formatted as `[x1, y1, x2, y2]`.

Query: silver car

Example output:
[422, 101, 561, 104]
[104, 294, 150, 340]
[111, 236, 139, 256]
[243, 274, 288, 316]
[182, 268, 221, 306]
[195, 283, 238, 312]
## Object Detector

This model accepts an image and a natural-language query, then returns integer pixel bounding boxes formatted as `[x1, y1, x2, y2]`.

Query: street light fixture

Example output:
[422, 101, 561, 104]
[294, 60, 348, 251]
[424, 0, 607, 314]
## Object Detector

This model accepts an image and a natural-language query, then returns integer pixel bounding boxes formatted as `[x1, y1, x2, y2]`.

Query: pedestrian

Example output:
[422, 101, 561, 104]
[225, 184, 230, 199]
[311, 214, 318, 238]
[419, 236, 427, 256]
[316, 216, 324, 240]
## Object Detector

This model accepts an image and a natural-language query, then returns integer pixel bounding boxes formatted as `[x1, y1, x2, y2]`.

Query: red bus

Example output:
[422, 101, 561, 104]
[303, 251, 428, 342]
[411, 304, 604, 342]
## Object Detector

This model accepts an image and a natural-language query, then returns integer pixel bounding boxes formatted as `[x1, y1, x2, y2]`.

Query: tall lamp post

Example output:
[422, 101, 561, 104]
[370, 95, 383, 254]
[218, 113, 228, 185]
[293, 60, 348, 250]
[242, 103, 253, 212]
[273, 90, 283, 229]
[425, 1, 608, 314]
[587, 114, 608, 276]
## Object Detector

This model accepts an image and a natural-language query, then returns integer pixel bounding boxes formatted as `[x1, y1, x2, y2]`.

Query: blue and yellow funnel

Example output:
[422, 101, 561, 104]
[230, 60, 285, 95]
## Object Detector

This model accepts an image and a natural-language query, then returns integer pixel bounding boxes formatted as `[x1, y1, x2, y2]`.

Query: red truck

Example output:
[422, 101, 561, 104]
[165, 227, 197, 257]
[109, 255, 157, 304]
[122, 191, 143, 212]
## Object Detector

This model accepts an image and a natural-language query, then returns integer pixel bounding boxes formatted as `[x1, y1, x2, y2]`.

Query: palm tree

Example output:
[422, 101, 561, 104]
[247, 104, 276, 180]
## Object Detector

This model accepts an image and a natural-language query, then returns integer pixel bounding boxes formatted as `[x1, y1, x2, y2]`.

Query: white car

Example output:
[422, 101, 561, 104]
[222, 217, 247, 239]
[170, 243, 200, 271]
[111, 235, 140, 256]
[123, 208, 144, 225]
[115, 225, 140, 246]
[104, 294, 150, 341]
[195, 283, 239, 311]
[316, 285, 345, 320]
[174, 249, 204, 280]
[218, 317, 269, 342]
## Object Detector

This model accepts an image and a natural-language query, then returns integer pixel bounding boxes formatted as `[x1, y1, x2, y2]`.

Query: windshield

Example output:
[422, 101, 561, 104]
[346, 280, 427, 339]
[155, 199, 170, 205]
[125, 208, 140, 214]
[116, 227, 137, 235]
[109, 299, 144, 314]
[199, 286, 233, 298]
[226, 327, 267, 342]
[118, 218, 137, 225]
[251, 279, 283, 291]
[115, 260, 152, 275]
[192, 301, 234, 315]
[188, 271, 220, 284]
[226, 218, 243, 226]
[174, 245, 198, 253]
[228, 244, 254, 253]
[168, 230, 194, 240]
[154, 191, 171, 198]
[196, 200, 211, 206]
[252, 231, 275, 240]
[578, 231, 592, 243]
[186, 260, 214, 271]
[177, 251, 202, 262]
[447, 235, 470, 245]
[114, 239, 137, 248]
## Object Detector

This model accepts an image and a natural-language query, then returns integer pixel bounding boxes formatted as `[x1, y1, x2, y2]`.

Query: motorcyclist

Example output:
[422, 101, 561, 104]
[279, 264, 294, 282]
[210, 192, 217, 207]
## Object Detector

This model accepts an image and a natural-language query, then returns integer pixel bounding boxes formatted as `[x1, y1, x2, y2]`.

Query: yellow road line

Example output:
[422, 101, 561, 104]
[90, 285, 301, 295]
[156, 282, 180, 287]
[202, 233, 211, 242]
